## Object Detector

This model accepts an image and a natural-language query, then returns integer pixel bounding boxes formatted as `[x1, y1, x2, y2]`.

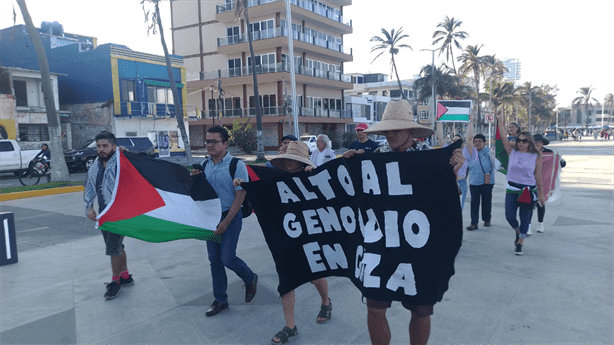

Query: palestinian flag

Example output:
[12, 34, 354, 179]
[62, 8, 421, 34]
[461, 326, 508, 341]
[495, 126, 509, 174]
[97, 151, 221, 243]
[437, 100, 472, 122]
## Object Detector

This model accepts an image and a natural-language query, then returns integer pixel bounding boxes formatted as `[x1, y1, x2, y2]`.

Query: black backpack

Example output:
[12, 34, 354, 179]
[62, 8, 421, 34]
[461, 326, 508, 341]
[203, 157, 253, 218]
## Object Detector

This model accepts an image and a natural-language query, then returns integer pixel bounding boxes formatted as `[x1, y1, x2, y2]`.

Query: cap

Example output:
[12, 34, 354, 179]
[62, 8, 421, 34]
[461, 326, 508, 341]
[281, 134, 298, 141]
[355, 123, 368, 131]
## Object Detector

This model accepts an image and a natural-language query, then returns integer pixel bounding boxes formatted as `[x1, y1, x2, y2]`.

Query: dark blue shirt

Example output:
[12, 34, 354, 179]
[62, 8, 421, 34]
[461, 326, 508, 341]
[348, 139, 380, 154]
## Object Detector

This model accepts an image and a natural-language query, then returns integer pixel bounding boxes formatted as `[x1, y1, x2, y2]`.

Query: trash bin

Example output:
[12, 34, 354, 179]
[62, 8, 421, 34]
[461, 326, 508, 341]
[0, 212, 18, 266]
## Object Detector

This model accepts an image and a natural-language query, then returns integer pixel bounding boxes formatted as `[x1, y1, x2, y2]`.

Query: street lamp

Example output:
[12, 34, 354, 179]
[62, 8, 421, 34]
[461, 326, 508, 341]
[420, 48, 438, 145]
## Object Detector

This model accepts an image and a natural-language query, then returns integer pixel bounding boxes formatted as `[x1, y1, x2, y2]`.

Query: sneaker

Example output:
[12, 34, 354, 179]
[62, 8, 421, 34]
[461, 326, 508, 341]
[537, 222, 545, 233]
[466, 224, 478, 231]
[527, 226, 532, 235]
[515, 244, 523, 255]
[104, 281, 122, 299]
[483, 221, 491, 227]
[245, 273, 258, 303]
[120, 274, 134, 286]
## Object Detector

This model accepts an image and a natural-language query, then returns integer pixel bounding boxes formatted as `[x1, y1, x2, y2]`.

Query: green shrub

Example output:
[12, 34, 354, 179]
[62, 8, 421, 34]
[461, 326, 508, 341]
[342, 132, 355, 148]
[228, 118, 257, 154]
[323, 129, 341, 149]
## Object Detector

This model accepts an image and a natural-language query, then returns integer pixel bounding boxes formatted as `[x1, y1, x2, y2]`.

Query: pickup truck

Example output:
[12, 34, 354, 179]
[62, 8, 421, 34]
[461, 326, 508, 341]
[0, 139, 40, 175]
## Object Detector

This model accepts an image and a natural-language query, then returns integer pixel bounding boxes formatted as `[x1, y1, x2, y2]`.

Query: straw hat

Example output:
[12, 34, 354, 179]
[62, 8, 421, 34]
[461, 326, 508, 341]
[363, 99, 434, 138]
[270, 141, 315, 170]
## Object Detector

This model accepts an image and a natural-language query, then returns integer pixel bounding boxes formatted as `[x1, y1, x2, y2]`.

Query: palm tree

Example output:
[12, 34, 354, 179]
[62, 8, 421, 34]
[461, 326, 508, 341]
[413, 64, 459, 103]
[573, 86, 599, 128]
[142, 0, 193, 163]
[235, 0, 264, 160]
[516, 82, 540, 131]
[432, 16, 469, 74]
[485, 79, 515, 119]
[16, 0, 70, 181]
[457, 44, 493, 131]
[370, 28, 412, 101]
[604, 93, 613, 125]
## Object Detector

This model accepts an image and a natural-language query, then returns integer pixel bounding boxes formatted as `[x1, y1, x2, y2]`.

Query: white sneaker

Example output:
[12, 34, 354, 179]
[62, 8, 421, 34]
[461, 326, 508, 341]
[527, 224, 532, 235]
[537, 222, 544, 233]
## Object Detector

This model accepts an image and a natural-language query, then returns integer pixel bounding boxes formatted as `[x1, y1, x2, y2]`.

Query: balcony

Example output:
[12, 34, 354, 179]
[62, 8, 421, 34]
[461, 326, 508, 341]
[187, 62, 352, 89]
[217, 27, 352, 61]
[206, 106, 352, 119]
[216, 0, 352, 33]
[117, 101, 184, 118]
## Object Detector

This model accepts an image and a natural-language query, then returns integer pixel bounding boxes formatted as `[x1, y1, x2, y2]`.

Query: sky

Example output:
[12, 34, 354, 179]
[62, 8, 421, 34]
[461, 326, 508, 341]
[4, 0, 614, 107]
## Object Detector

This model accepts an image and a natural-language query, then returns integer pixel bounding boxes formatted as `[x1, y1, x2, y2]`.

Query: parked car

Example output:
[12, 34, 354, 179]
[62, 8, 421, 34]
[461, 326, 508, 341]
[300, 135, 318, 152]
[373, 135, 388, 147]
[0, 139, 40, 175]
[64, 137, 155, 172]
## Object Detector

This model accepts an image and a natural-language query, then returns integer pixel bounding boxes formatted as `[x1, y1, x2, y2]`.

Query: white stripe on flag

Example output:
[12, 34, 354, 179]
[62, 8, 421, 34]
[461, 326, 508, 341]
[146, 189, 221, 230]
[442, 107, 470, 115]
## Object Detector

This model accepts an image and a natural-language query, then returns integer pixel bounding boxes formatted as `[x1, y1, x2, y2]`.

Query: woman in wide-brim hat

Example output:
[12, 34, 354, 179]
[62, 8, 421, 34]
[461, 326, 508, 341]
[269, 141, 315, 172]
[362, 99, 434, 153]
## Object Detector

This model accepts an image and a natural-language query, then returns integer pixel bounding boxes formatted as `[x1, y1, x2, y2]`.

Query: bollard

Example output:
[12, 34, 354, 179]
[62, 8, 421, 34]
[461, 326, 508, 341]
[0, 212, 18, 265]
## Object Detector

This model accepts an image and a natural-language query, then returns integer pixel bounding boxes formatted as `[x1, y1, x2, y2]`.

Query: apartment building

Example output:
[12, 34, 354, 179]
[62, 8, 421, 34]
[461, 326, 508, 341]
[171, 0, 354, 149]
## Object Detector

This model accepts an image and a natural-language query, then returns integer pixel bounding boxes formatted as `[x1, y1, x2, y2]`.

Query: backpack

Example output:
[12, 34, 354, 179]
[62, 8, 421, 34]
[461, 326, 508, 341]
[203, 157, 253, 218]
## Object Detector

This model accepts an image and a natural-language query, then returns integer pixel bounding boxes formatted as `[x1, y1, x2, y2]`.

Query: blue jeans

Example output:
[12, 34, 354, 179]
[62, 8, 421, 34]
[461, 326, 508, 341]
[469, 184, 493, 225]
[458, 179, 468, 210]
[505, 193, 534, 239]
[207, 211, 255, 304]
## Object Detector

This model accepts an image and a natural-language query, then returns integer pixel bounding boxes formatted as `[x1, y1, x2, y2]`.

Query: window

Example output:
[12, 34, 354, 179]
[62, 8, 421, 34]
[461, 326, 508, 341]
[420, 111, 429, 120]
[125, 131, 137, 136]
[14, 80, 28, 107]
[147, 86, 156, 103]
[0, 141, 15, 152]
[18, 124, 49, 141]
[228, 58, 241, 77]
[249, 19, 274, 40]
[121, 80, 135, 101]
[227, 26, 240, 44]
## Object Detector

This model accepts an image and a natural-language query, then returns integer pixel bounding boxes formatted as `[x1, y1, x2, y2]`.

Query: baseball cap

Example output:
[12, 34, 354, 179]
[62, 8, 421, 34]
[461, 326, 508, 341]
[355, 123, 368, 131]
[281, 134, 298, 141]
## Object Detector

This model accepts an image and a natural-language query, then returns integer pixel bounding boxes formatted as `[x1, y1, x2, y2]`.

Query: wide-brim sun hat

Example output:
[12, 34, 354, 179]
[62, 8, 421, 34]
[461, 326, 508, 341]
[533, 133, 550, 145]
[270, 141, 315, 170]
[363, 99, 434, 138]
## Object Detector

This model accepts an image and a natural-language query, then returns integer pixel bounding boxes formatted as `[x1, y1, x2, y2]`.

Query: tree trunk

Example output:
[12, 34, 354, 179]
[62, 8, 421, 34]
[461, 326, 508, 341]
[243, 0, 264, 161]
[475, 74, 482, 133]
[391, 54, 407, 102]
[155, 2, 193, 163]
[17, 0, 69, 181]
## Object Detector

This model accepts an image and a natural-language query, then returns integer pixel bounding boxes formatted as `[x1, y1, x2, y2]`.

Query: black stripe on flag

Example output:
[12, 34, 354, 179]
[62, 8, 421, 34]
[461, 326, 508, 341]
[123, 152, 191, 196]
[439, 101, 471, 108]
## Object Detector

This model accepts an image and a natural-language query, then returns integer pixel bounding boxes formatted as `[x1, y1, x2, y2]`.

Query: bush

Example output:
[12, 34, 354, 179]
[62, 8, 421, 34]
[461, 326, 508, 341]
[342, 132, 355, 148]
[228, 118, 256, 154]
[323, 129, 341, 149]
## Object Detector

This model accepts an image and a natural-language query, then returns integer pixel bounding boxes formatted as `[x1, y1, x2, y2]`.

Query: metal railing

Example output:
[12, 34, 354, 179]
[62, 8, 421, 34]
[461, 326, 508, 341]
[217, 26, 353, 56]
[216, 0, 352, 28]
[206, 106, 352, 119]
[189, 62, 352, 84]
[119, 101, 183, 118]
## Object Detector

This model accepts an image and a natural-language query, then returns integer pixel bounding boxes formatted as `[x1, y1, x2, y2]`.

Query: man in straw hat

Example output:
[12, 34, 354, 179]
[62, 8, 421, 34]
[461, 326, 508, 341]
[344, 99, 466, 345]
[233, 141, 332, 345]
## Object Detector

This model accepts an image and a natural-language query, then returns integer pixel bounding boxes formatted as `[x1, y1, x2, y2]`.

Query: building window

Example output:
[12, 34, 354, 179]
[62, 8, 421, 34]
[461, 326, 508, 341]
[228, 58, 241, 76]
[18, 124, 49, 141]
[121, 80, 135, 101]
[125, 131, 137, 136]
[420, 111, 429, 120]
[14, 80, 28, 107]
[227, 26, 240, 44]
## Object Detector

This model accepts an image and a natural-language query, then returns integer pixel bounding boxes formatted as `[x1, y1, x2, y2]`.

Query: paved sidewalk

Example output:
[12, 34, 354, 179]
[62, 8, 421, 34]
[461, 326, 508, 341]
[0, 151, 612, 344]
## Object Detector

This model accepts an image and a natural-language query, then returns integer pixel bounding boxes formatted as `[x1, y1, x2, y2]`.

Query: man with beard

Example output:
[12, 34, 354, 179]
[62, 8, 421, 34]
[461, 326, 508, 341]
[84, 131, 134, 299]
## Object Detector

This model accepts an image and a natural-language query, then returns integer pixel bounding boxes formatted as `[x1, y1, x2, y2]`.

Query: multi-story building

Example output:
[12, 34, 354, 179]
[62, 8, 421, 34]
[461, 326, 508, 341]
[502, 58, 521, 81]
[171, 0, 354, 149]
[1, 23, 190, 157]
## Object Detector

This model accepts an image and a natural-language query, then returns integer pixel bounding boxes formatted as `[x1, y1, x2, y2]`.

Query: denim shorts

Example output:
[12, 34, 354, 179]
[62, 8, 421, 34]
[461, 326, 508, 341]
[101, 230, 125, 256]
[366, 299, 434, 317]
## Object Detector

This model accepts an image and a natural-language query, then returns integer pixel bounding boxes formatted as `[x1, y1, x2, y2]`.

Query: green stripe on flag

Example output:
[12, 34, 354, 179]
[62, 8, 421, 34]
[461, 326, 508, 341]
[495, 139, 509, 174]
[99, 215, 220, 243]
[439, 114, 469, 121]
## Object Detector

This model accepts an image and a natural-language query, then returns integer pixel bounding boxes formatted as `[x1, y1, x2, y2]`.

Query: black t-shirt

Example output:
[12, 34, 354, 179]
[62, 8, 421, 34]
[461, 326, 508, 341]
[349, 139, 380, 154]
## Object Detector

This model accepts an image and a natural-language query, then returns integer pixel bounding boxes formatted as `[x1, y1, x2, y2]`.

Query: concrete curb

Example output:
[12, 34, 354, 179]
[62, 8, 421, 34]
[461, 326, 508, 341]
[0, 185, 84, 201]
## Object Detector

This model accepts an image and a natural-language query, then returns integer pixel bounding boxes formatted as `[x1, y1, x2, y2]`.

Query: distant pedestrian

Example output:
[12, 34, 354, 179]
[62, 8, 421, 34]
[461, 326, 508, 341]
[466, 133, 495, 230]
[84, 131, 134, 299]
[310, 134, 336, 167]
[497, 113, 545, 255]
[190, 126, 258, 317]
[532, 134, 566, 233]
[347, 123, 380, 155]
[266, 134, 297, 169]
[507, 122, 521, 143]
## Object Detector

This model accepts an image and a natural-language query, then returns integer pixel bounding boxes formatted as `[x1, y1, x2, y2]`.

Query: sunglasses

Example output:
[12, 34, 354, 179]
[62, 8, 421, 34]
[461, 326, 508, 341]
[517, 139, 529, 144]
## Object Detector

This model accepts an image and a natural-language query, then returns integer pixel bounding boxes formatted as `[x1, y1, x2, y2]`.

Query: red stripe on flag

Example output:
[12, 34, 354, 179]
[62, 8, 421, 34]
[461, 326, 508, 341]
[247, 165, 260, 181]
[99, 152, 165, 226]
[496, 126, 502, 140]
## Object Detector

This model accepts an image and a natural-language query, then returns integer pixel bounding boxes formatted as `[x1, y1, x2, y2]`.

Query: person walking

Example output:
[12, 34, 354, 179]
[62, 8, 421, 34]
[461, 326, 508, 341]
[497, 113, 545, 255]
[507, 122, 521, 143]
[347, 123, 380, 154]
[234, 141, 332, 345]
[345, 99, 466, 345]
[191, 126, 258, 316]
[84, 131, 134, 299]
[310, 134, 336, 167]
[465, 133, 495, 230]
[532, 134, 566, 233]
[266, 134, 297, 169]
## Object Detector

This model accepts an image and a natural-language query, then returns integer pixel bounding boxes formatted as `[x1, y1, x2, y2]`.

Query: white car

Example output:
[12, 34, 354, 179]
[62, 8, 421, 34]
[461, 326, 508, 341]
[300, 135, 317, 152]
[373, 135, 388, 147]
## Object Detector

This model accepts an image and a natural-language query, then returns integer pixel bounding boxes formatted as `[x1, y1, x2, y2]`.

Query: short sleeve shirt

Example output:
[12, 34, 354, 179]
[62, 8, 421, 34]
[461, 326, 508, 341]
[349, 139, 380, 154]
[202, 152, 248, 212]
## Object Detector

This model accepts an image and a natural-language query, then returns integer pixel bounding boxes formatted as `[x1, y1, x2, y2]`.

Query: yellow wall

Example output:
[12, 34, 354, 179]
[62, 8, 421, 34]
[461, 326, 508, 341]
[0, 119, 17, 139]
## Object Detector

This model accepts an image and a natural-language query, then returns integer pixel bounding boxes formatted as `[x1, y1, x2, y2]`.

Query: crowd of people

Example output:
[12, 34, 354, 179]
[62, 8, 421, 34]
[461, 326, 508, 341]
[84, 98, 567, 344]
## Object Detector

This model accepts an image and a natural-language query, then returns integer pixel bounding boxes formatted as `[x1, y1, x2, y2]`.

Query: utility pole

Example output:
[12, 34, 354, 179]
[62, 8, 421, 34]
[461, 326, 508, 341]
[217, 79, 223, 127]
[285, 0, 299, 138]
[421, 48, 438, 146]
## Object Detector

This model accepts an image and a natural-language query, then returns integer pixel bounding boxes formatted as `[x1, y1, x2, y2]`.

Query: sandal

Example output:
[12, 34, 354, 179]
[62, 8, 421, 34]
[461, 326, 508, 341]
[271, 325, 299, 345]
[316, 298, 332, 324]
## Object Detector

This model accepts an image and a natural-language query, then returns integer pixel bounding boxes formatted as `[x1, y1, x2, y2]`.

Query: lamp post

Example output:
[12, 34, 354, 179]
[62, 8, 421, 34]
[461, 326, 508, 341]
[421, 48, 438, 146]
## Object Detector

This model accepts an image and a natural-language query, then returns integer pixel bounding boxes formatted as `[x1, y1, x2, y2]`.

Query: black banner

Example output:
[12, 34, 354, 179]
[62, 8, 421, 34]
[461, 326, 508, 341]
[242, 144, 463, 305]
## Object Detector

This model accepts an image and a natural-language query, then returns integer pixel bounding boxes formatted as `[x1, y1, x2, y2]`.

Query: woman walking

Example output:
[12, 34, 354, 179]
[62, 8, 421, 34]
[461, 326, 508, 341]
[310, 134, 336, 167]
[497, 113, 545, 255]
[532, 134, 566, 233]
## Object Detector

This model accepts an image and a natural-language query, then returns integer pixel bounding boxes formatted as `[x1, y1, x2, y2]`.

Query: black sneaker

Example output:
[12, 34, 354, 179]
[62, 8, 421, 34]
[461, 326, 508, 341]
[515, 244, 523, 255]
[120, 274, 134, 286]
[104, 281, 122, 299]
